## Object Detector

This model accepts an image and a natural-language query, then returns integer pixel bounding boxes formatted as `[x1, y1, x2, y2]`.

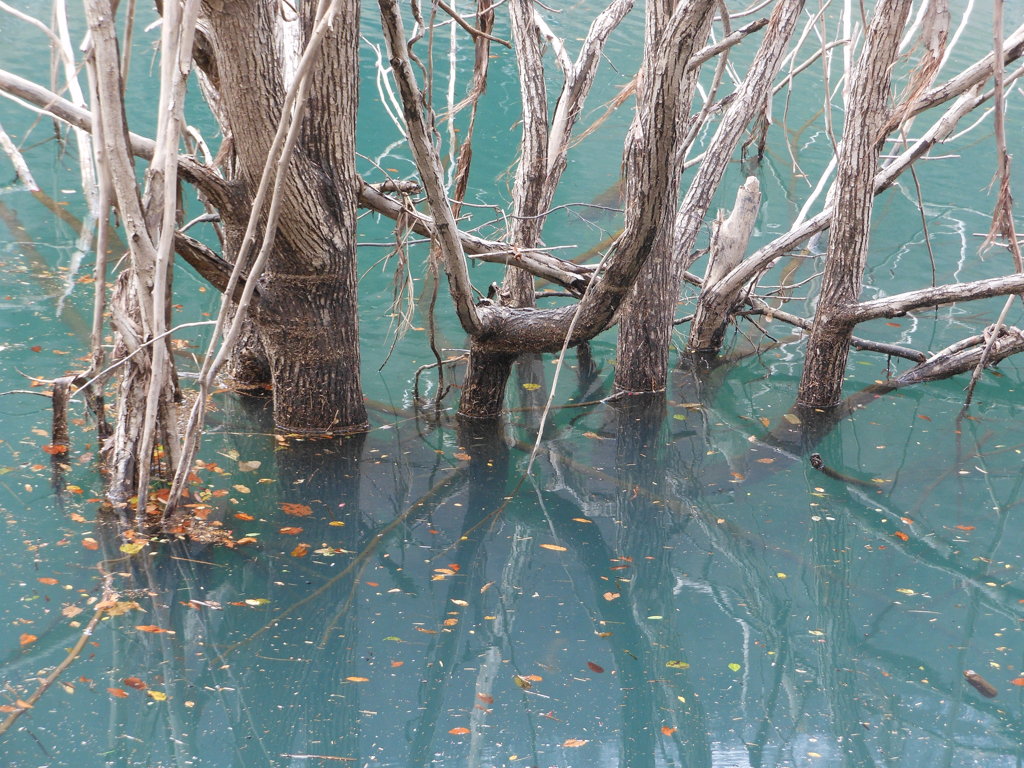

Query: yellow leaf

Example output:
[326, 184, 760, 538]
[119, 542, 145, 555]
[728, 663, 741, 672]
[666, 660, 689, 669]
[147, 690, 167, 701]
[521, 383, 542, 391]
[512, 674, 531, 690]
[345, 676, 369, 682]
[783, 412, 802, 425]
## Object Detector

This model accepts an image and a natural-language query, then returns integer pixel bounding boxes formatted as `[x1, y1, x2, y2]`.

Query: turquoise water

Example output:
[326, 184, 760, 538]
[2, 2, 1024, 766]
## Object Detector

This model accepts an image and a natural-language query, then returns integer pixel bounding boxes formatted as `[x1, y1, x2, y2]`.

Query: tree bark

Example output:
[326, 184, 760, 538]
[614, 0, 803, 393]
[200, 0, 368, 433]
[796, 0, 914, 408]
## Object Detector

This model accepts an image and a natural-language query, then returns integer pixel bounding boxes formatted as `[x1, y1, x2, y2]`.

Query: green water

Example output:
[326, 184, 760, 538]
[3, 2, 1024, 766]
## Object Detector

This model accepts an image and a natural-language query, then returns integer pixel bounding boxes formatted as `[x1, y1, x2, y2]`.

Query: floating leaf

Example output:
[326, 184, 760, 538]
[119, 541, 145, 555]
[540, 543, 567, 552]
[390, 660, 404, 668]
[136, 625, 175, 634]
[237, 460, 261, 472]
[776, 572, 787, 579]
[42, 444, 68, 455]
[477, 693, 494, 705]
[521, 383, 542, 391]
[104, 600, 142, 616]
[37, 577, 59, 585]
[107, 687, 129, 698]
[329, 520, 346, 527]
[893, 531, 910, 542]
[232, 484, 251, 494]
[512, 674, 532, 690]
[586, 661, 604, 673]
[290, 543, 310, 557]
[19, 633, 37, 646]
[453, 452, 471, 461]
[1011, 678, 1024, 686]
[563, 738, 588, 747]
[147, 690, 167, 701]
[917, 414, 932, 422]
[728, 663, 742, 672]
[451, 599, 469, 607]
[234, 512, 254, 521]
[954, 525, 975, 531]
[82, 537, 99, 551]
[345, 676, 369, 683]
[759, 416, 771, 428]
[123, 677, 146, 690]
[782, 413, 802, 425]
[280, 502, 313, 517]
[582, 431, 602, 439]
[666, 660, 689, 669]
[572, 518, 592, 524]
[449, 727, 471, 735]
[661, 726, 677, 736]
[603, 591, 620, 601]
[279, 527, 303, 535]
[895, 588, 916, 595]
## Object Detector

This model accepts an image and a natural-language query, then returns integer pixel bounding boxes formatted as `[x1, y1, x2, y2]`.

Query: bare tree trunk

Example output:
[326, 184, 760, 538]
[615, 0, 803, 393]
[796, 0, 914, 408]
[199, 0, 368, 433]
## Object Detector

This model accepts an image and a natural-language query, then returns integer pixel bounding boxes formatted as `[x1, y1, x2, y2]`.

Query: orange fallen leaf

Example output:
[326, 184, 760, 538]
[123, 677, 147, 690]
[19, 633, 37, 646]
[453, 452, 471, 461]
[345, 676, 369, 682]
[477, 693, 494, 705]
[661, 726, 677, 736]
[280, 502, 313, 517]
[540, 543, 567, 552]
[603, 592, 620, 601]
[954, 525, 975, 531]
[893, 531, 909, 542]
[82, 537, 99, 551]
[107, 687, 130, 698]
[234, 512, 254, 521]
[449, 727, 471, 735]
[391, 660, 404, 668]
[135, 625, 175, 634]
[290, 543, 310, 557]
[917, 414, 932, 422]
[42, 443, 68, 455]
[279, 526, 303, 535]
[37, 577, 59, 585]
[563, 738, 588, 747]
[1011, 678, 1024, 686]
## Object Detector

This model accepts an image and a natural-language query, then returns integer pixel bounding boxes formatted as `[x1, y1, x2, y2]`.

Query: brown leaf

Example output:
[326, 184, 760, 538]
[563, 738, 588, 747]
[280, 502, 313, 517]
[586, 661, 604, 673]
[123, 677, 147, 690]
[107, 687, 129, 698]
[279, 527, 303, 535]
[290, 543, 310, 557]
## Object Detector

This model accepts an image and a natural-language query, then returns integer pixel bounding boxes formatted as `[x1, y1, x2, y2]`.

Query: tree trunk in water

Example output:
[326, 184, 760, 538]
[458, 348, 517, 420]
[200, 0, 367, 433]
[615, 0, 802, 393]
[796, 0, 913, 408]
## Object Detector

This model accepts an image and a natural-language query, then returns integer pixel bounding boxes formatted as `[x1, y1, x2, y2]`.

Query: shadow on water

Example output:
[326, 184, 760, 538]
[5, 370, 1024, 767]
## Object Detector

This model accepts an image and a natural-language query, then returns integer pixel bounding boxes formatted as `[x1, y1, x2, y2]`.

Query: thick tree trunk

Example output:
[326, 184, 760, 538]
[200, 0, 368, 433]
[458, 348, 517, 420]
[796, 0, 913, 408]
[615, 0, 802, 393]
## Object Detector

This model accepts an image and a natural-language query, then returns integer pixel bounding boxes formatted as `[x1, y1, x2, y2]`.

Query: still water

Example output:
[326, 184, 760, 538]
[2, 2, 1024, 766]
